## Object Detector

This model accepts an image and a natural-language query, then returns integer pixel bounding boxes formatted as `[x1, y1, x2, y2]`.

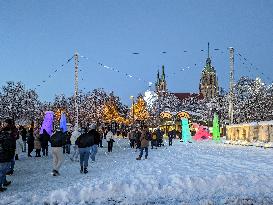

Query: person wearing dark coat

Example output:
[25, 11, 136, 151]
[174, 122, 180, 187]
[76, 128, 93, 174]
[65, 131, 71, 154]
[156, 128, 163, 147]
[27, 128, 35, 157]
[168, 129, 176, 146]
[135, 129, 141, 150]
[136, 126, 150, 160]
[6, 120, 18, 176]
[21, 126, 27, 152]
[99, 128, 104, 148]
[0, 119, 16, 192]
[40, 129, 50, 156]
[89, 124, 100, 162]
[50, 129, 66, 176]
[151, 130, 158, 149]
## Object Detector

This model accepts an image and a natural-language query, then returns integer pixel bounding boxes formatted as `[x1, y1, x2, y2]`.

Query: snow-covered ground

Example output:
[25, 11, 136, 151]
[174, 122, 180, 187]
[1, 139, 273, 205]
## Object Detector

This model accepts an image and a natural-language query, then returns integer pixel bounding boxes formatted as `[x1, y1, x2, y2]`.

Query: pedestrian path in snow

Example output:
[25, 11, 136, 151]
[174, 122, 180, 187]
[1, 139, 273, 205]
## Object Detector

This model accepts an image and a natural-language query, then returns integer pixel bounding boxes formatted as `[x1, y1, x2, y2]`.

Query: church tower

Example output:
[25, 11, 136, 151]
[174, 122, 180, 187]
[199, 43, 219, 100]
[155, 65, 167, 95]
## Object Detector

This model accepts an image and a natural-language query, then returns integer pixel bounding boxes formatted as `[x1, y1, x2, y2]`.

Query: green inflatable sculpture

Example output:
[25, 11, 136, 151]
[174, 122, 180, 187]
[212, 113, 221, 142]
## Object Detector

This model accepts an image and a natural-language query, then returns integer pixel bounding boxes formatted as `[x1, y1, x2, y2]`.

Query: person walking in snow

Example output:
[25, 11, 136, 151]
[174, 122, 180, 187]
[156, 128, 163, 147]
[136, 126, 150, 160]
[0, 119, 16, 192]
[168, 129, 175, 146]
[106, 129, 114, 152]
[20, 126, 27, 152]
[98, 128, 104, 148]
[65, 131, 71, 154]
[70, 127, 81, 161]
[27, 128, 34, 157]
[89, 124, 100, 162]
[128, 129, 136, 148]
[34, 129, 41, 157]
[40, 129, 50, 156]
[76, 128, 93, 174]
[6, 119, 18, 176]
[151, 130, 158, 149]
[15, 131, 23, 160]
[135, 128, 141, 150]
[50, 128, 66, 176]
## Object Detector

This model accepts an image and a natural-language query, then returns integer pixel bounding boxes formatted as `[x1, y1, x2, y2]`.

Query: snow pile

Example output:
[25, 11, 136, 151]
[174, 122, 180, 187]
[1, 139, 273, 205]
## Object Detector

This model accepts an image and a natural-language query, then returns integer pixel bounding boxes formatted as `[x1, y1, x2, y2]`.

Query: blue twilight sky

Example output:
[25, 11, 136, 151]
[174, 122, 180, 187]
[0, 0, 273, 105]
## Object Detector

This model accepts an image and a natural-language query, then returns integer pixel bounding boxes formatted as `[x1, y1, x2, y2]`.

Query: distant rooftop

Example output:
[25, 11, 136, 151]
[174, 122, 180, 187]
[172, 93, 204, 101]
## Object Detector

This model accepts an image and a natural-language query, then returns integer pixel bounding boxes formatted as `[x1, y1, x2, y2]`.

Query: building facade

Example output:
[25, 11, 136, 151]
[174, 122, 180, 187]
[199, 43, 219, 100]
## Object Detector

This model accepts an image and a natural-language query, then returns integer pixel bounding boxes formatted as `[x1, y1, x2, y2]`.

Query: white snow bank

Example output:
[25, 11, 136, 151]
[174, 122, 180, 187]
[1, 139, 273, 205]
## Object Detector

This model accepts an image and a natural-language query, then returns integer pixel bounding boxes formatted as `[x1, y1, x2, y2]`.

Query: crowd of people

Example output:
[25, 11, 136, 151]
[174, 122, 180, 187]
[0, 118, 178, 192]
[128, 127, 176, 148]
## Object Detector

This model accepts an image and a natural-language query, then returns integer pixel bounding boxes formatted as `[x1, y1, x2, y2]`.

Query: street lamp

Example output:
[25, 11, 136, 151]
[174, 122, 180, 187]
[130, 96, 135, 127]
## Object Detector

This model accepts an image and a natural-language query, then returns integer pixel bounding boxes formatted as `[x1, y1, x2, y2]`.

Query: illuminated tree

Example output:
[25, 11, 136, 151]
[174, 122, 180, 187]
[131, 96, 149, 122]
[51, 94, 69, 125]
[103, 98, 120, 123]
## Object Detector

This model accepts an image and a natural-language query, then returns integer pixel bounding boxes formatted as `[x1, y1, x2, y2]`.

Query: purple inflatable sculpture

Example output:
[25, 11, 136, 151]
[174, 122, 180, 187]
[40, 111, 54, 136]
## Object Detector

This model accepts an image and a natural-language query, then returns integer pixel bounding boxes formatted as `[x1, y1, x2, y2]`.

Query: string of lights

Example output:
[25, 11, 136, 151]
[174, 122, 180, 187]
[235, 51, 272, 83]
[35, 55, 74, 87]
[33, 47, 271, 92]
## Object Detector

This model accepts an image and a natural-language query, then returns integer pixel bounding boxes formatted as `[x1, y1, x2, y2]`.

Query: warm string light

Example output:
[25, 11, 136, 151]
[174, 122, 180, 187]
[130, 96, 149, 122]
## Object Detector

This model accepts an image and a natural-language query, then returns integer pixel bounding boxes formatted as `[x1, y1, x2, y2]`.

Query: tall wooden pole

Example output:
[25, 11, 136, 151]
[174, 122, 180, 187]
[74, 51, 79, 129]
[228, 47, 234, 124]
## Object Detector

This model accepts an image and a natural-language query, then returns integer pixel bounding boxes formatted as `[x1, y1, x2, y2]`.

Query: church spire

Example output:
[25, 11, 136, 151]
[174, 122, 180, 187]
[206, 42, 211, 66]
[161, 65, 165, 81]
[207, 42, 210, 58]
[157, 70, 160, 83]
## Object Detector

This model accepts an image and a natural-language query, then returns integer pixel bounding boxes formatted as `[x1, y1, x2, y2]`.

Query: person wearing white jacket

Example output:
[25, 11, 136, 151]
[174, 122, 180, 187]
[15, 134, 24, 160]
[70, 127, 81, 161]
[106, 129, 114, 152]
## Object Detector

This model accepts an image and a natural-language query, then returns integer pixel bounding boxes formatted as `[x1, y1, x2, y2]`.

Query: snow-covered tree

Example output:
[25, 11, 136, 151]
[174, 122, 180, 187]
[232, 77, 273, 123]
[0, 81, 41, 124]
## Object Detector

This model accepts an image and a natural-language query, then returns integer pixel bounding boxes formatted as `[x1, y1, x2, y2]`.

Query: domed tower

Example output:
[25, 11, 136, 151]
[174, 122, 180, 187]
[199, 43, 219, 100]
